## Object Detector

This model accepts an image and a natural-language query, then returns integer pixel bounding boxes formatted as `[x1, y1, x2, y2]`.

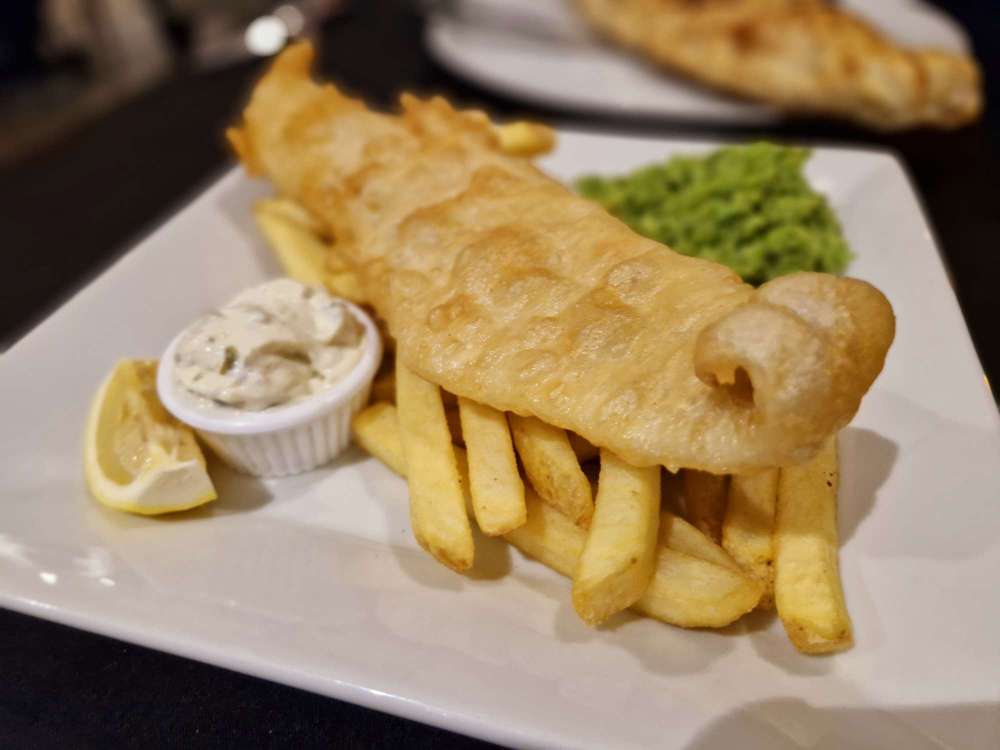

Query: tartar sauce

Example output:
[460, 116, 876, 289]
[172, 279, 364, 412]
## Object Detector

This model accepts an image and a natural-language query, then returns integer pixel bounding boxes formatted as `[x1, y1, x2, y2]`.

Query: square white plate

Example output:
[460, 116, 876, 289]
[1, 132, 998, 750]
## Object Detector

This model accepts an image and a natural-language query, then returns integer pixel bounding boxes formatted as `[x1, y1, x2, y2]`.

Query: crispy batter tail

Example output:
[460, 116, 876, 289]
[695, 274, 895, 462]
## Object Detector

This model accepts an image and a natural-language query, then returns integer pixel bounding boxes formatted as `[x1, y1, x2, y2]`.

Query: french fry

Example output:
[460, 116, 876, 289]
[323, 269, 366, 303]
[572, 450, 660, 625]
[256, 196, 325, 233]
[661, 512, 741, 573]
[568, 431, 599, 463]
[723, 469, 779, 607]
[509, 415, 594, 526]
[253, 197, 367, 303]
[457, 398, 526, 536]
[640, 513, 763, 627]
[353, 402, 761, 627]
[351, 402, 474, 513]
[682, 470, 729, 543]
[496, 121, 556, 157]
[774, 437, 852, 653]
[253, 198, 329, 286]
[506, 494, 762, 628]
[326, 242, 352, 272]
[351, 401, 406, 476]
[395, 361, 474, 572]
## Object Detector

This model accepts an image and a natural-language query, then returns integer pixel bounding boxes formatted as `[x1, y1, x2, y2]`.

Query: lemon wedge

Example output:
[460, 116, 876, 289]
[84, 359, 217, 515]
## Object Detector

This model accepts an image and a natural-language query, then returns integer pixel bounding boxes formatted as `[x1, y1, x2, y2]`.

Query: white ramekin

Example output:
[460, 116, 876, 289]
[156, 300, 382, 478]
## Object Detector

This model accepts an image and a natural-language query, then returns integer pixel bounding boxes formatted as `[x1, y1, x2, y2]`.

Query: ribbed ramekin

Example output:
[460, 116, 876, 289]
[156, 300, 382, 478]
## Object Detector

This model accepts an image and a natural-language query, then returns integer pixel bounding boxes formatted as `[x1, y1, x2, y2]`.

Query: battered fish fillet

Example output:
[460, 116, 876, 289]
[574, 0, 981, 130]
[228, 43, 894, 473]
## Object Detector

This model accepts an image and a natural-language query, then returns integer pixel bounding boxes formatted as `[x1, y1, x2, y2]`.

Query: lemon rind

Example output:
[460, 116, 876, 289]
[83, 360, 218, 516]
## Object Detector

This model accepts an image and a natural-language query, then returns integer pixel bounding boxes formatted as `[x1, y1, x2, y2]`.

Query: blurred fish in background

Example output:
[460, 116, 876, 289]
[420, 0, 982, 130]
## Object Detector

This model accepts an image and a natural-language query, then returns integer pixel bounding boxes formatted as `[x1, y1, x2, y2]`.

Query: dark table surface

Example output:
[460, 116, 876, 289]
[2, 1, 997, 747]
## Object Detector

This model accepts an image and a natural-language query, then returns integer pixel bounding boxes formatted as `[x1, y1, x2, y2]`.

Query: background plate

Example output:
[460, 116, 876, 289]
[0, 132, 998, 749]
[427, 0, 971, 124]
